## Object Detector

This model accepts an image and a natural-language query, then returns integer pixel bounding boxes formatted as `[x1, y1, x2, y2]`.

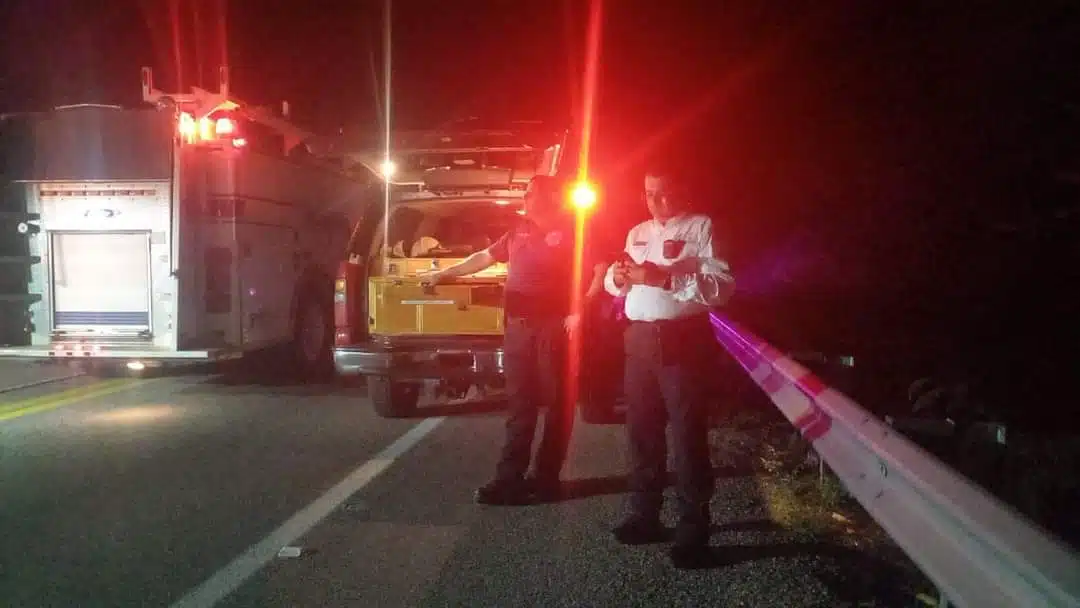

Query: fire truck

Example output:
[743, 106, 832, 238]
[0, 67, 370, 376]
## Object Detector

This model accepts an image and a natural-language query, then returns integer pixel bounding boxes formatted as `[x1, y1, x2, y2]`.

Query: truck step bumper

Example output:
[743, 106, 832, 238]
[333, 340, 505, 381]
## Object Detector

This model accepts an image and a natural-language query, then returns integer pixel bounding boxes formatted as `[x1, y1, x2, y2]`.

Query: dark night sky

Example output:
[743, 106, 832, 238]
[2, 0, 1079, 401]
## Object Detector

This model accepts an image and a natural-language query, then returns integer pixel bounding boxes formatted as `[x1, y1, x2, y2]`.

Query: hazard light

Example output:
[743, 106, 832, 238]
[379, 159, 397, 179]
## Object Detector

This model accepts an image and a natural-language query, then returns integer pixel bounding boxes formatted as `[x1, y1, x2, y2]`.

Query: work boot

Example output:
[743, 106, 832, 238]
[669, 516, 712, 568]
[474, 478, 534, 506]
[672, 518, 710, 549]
[612, 514, 668, 545]
[525, 474, 563, 503]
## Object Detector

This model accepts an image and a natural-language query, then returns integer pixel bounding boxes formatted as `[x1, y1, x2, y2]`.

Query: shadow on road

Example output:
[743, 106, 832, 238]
[536, 466, 760, 505]
[670, 539, 851, 570]
[411, 398, 507, 418]
[558, 474, 630, 500]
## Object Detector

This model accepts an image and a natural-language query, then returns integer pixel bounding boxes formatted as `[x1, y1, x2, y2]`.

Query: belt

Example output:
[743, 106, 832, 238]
[629, 313, 709, 328]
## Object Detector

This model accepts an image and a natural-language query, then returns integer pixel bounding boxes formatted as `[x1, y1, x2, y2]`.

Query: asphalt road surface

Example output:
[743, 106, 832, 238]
[0, 361, 910, 607]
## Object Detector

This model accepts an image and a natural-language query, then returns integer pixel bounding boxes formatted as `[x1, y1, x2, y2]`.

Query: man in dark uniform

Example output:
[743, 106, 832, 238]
[603, 168, 736, 560]
[423, 175, 587, 505]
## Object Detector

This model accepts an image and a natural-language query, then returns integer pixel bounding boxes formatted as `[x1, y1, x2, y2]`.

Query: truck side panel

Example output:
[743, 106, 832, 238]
[207, 149, 364, 274]
[176, 148, 359, 353]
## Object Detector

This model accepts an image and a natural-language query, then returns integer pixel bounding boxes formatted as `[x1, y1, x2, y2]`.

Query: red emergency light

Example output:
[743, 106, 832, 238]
[178, 111, 244, 148]
[569, 181, 597, 211]
[215, 117, 236, 135]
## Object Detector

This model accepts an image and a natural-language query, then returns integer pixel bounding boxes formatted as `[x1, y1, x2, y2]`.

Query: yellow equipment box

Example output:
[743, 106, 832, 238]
[367, 258, 507, 336]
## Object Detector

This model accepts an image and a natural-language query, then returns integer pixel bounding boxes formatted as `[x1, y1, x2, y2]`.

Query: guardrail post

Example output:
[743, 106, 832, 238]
[818, 457, 824, 487]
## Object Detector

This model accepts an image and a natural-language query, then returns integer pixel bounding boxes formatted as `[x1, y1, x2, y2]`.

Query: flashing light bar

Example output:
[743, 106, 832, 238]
[178, 111, 245, 148]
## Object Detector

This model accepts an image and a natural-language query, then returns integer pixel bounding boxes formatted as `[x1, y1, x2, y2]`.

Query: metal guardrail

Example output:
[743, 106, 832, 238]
[709, 312, 1080, 608]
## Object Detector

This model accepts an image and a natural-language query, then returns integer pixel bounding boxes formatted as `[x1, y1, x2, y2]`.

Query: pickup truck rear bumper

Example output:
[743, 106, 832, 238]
[333, 336, 505, 381]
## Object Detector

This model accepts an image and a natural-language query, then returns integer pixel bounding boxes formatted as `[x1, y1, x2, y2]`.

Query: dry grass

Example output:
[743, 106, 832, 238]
[710, 414, 861, 540]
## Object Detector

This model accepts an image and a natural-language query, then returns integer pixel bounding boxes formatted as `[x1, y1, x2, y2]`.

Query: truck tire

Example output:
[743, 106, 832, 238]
[369, 376, 420, 418]
[293, 289, 334, 380]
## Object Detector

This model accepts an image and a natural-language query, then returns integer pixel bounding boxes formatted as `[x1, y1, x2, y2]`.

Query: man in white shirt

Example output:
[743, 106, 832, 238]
[603, 168, 735, 560]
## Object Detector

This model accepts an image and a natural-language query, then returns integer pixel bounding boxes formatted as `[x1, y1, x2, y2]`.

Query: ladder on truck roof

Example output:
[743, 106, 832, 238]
[140, 65, 317, 155]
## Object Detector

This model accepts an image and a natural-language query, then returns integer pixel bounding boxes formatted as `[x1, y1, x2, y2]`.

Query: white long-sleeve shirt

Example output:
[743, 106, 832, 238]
[603, 213, 735, 322]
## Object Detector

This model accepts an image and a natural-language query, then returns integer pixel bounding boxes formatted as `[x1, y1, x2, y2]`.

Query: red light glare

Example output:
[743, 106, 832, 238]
[198, 117, 214, 141]
[232, 138, 247, 148]
[215, 117, 236, 135]
[178, 112, 197, 141]
[570, 182, 597, 211]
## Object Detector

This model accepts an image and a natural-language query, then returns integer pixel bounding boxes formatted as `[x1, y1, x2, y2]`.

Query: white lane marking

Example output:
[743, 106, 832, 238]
[169, 416, 446, 608]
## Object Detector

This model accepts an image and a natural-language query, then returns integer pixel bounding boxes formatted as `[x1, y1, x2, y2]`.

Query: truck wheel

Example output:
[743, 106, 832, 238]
[368, 376, 420, 418]
[294, 291, 333, 380]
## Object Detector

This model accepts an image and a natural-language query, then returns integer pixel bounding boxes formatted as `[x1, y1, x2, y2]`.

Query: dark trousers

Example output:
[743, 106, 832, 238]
[495, 316, 574, 482]
[623, 316, 714, 523]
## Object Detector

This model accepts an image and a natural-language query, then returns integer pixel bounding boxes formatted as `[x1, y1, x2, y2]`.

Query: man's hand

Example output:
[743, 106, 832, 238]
[612, 261, 631, 288]
[625, 262, 670, 288]
[418, 270, 445, 287]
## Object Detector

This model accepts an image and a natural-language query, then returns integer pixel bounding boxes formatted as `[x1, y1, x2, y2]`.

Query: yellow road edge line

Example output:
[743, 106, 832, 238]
[0, 379, 148, 422]
[0, 378, 133, 414]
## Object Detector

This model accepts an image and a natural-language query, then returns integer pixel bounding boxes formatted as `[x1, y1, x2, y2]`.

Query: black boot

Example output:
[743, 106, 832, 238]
[475, 478, 534, 506]
[613, 514, 668, 545]
[525, 474, 563, 503]
[669, 513, 712, 568]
